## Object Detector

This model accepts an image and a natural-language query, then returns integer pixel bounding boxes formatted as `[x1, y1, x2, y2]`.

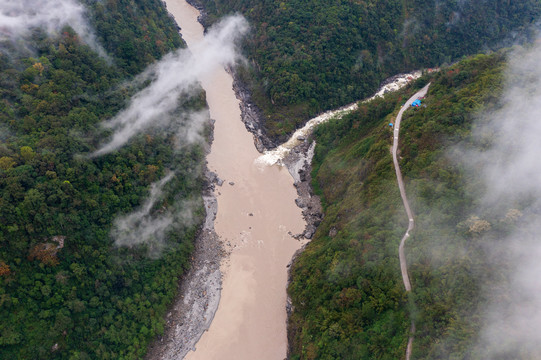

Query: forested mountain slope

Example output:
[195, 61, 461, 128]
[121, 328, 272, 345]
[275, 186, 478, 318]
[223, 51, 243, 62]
[191, 0, 540, 141]
[287, 53, 511, 359]
[0, 1, 206, 358]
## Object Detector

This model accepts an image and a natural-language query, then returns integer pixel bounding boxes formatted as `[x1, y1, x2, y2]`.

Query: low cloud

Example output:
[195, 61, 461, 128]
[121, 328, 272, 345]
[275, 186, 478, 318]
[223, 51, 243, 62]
[112, 172, 174, 253]
[91, 15, 249, 157]
[0, 0, 107, 56]
[173, 110, 209, 148]
[471, 44, 541, 204]
[460, 41, 541, 357]
[111, 172, 200, 258]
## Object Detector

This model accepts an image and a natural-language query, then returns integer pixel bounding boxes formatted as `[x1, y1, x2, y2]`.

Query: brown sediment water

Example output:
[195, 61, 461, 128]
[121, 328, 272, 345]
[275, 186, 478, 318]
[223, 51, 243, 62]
[164, 1, 306, 359]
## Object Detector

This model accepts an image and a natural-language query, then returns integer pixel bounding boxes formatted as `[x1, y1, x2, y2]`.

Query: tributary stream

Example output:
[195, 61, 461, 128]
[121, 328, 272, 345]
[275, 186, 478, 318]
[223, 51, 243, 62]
[164, 1, 306, 359]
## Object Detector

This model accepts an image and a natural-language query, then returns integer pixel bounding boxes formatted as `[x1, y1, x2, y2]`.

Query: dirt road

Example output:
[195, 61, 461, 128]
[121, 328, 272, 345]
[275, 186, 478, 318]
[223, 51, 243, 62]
[391, 83, 430, 359]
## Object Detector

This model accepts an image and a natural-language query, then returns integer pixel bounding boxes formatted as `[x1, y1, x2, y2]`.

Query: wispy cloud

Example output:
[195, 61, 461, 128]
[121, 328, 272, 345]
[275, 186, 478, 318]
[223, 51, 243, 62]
[111, 172, 200, 258]
[112, 172, 174, 253]
[0, 0, 107, 56]
[91, 15, 249, 157]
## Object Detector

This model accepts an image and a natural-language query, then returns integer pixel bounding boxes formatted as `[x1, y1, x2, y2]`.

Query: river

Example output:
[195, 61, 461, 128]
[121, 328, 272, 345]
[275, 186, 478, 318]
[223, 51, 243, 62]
[163, 1, 307, 359]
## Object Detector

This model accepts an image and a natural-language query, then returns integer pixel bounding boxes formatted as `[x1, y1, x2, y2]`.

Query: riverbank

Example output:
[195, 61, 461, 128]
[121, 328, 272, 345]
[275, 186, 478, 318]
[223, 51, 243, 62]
[145, 119, 226, 359]
[231, 72, 276, 153]
[253, 71, 425, 243]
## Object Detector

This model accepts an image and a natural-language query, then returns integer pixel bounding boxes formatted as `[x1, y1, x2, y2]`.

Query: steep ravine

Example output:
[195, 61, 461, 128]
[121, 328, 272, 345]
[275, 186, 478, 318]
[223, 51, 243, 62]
[146, 3, 430, 359]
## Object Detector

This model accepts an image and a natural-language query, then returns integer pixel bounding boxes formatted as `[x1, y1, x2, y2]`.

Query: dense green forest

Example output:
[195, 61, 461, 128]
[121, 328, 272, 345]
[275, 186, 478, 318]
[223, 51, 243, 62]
[1, 0, 539, 358]
[0, 0, 207, 358]
[191, 0, 540, 141]
[287, 53, 512, 359]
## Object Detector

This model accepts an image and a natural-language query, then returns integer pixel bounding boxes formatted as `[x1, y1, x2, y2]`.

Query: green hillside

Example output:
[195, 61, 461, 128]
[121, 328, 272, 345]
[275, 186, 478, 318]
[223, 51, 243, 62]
[0, 1, 206, 358]
[191, 0, 539, 141]
[287, 53, 509, 359]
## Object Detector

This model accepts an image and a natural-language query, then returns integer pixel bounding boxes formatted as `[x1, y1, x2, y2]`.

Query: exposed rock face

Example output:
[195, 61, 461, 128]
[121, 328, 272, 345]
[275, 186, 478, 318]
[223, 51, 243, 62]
[231, 73, 276, 152]
[328, 227, 338, 238]
[206, 171, 224, 187]
[184, 0, 209, 28]
[281, 139, 325, 360]
[145, 223, 223, 359]
[282, 140, 323, 239]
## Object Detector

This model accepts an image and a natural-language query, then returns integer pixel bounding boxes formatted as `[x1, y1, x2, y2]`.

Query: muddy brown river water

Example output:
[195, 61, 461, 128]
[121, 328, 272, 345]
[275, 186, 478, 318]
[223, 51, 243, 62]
[164, 1, 307, 359]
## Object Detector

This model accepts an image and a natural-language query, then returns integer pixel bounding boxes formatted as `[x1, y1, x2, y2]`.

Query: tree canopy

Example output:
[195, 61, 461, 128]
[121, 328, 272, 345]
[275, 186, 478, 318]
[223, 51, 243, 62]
[0, 1, 207, 358]
[192, 0, 540, 141]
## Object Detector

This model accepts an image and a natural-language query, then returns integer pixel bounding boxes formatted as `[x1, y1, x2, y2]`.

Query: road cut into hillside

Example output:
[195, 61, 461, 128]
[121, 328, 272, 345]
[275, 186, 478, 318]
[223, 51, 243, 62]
[392, 83, 430, 360]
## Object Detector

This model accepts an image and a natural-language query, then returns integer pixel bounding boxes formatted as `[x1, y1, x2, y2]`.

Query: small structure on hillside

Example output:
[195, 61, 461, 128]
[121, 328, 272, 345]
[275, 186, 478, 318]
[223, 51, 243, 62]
[411, 99, 422, 107]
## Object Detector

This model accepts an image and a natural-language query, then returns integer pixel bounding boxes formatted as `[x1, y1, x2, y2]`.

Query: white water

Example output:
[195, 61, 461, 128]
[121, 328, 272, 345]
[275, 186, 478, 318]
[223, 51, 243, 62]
[256, 70, 423, 166]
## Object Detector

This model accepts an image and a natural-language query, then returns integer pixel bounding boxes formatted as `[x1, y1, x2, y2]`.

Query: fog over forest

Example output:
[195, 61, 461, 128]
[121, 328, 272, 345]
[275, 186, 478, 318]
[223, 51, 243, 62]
[92, 15, 248, 156]
[0, 0, 107, 56]
[463, 41, 541, 358]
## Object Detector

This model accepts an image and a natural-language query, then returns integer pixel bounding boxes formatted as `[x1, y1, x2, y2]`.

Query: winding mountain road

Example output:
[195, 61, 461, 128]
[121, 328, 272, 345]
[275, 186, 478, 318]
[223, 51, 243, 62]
[392, 83, 430, 359]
